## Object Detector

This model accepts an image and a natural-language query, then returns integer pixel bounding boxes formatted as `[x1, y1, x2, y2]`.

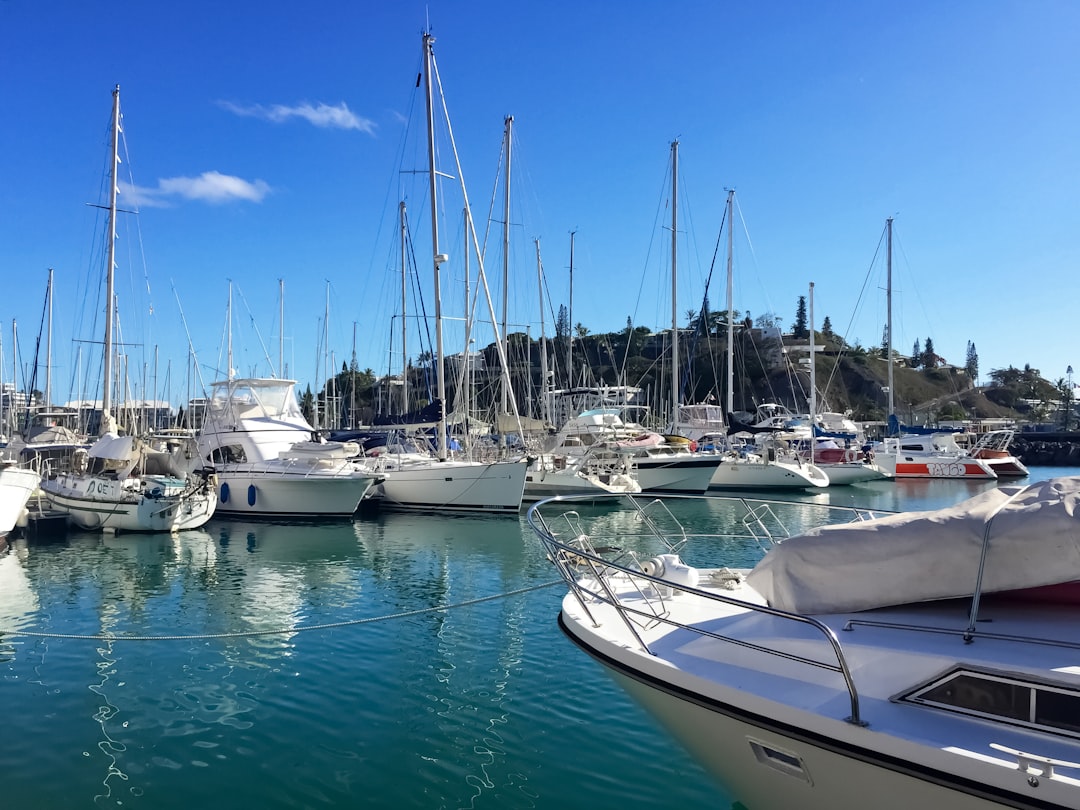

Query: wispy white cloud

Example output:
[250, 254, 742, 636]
[218, 100, 376, 134]
[119, 171, 272, 207]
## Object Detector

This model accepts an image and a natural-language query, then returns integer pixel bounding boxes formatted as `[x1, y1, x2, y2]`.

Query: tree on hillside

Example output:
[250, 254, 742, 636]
[965, 341, 979, 383]
[555, 305, 570, 340]
[792, 296, 808, 339]
[821, 315, 836, 346]
[911, 339, 922, 368]
[922, 337, 937, 369]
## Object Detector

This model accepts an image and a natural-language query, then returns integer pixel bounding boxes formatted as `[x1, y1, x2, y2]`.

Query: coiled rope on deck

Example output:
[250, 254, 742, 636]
[1, 579, 564, 642]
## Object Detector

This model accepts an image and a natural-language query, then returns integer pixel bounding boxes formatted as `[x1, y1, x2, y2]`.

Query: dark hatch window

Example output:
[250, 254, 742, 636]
[905, 670, 1080, 738]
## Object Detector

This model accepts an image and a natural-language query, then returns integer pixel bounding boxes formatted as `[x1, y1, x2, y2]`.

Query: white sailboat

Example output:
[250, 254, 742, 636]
[799, 281, 890, 485]
[694, 188, 828, 491]
[41, 85, 217, 532]
[870, 218, 997, 480]
[366, 32, 527, 514]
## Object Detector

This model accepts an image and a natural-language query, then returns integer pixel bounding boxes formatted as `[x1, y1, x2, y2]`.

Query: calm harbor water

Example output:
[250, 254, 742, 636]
[3, 467, 1078, 809]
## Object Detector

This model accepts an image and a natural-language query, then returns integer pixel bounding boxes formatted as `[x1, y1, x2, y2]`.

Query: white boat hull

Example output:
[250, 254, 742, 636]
[708, 457, 830, 490]
[43, 473, 216, 532]
[0, 465, 40, 536]
[634, 456, 721, 495]
[522, 468, 639, 502]
[531, 487, 1080, 810]
[604, 663, 1016, 810]
[812, 460, 891, 485]
[372, 458, 527, 513]
[212, 466, 379, 517]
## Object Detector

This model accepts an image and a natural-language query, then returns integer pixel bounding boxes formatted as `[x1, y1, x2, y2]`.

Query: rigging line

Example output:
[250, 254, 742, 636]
[233, 283, 276, 377]
[623, 154, 671, 381]
[820, 225, 888, 397]
[1, 580, 565, 642]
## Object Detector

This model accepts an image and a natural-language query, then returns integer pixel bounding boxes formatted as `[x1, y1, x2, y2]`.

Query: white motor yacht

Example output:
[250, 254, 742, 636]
[528, 479, 1080, 809]
[195, 377, 380, 518]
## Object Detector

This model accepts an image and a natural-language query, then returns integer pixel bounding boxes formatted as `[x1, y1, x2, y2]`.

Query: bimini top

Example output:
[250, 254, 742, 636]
[746, 476, 1080, 613]
[206, 378, 304, 423]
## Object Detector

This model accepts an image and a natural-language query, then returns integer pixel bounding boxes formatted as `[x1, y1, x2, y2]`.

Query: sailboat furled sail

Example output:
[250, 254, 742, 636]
[365, 33, 527, 513]
[41, 85, 217, 532]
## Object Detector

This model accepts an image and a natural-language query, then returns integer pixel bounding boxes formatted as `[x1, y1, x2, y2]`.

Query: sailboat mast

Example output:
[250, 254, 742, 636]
[886, 216, 894, 420]
[278, 278, 284, 378]
[45, 267, 53, 409]
[422, 32, 448, 460]
[227, 282, 233, 380]
[102, 85, 120, 419]
[500, 115, 512, 420]
[670, 140, 679, 427]
[725, 189, 735, 416]
[399, 201, 408, 414]
[567, 230, 575, 386]
[535, 238, 549, 426]
[808, 281, 816, 462]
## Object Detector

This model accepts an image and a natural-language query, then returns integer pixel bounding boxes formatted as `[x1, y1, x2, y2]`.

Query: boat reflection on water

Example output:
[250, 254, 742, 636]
[3, 508, 722, 810]
[0, 540, 39, 643]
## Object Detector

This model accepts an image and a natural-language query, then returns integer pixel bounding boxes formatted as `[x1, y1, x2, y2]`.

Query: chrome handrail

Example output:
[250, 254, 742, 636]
[528, 492, 889, 727]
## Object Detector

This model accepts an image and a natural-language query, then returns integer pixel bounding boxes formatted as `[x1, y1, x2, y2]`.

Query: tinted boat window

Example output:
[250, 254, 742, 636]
[919, 673, 1029, 721]
[1036, 690, 1080, 734]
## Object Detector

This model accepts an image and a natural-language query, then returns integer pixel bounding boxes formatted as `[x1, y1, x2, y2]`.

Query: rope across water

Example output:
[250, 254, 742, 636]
[1, 580, 564, 642]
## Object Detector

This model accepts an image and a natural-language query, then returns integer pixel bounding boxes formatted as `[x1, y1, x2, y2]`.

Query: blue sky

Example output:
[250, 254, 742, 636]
[3, 0, 1079, 410]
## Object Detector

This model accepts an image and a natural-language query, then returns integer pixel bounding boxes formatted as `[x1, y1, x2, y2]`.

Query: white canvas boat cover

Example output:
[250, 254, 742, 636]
[746, 476, 1080, 613]
[88, 433, 136, 461]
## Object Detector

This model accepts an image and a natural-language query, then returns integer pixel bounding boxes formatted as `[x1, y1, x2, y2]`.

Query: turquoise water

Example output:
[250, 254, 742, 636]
[3, 468, 1077, 809]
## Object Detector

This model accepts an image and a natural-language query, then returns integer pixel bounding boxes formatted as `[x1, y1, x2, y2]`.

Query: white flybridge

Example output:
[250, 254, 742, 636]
[41, 85, 217, 533]
[529, 478, 1080, 810]
[364, 32, 527, 514]
[194, 377, 380, 518]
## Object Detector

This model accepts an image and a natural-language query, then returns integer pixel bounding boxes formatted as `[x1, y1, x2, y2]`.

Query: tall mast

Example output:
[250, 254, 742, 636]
[102, 85, 120, 420]
[226, 281, 233, 380]
[725, 189, 735, 416]
[278, 278, 284, 378]
[808, 281, 816, 462]
[463, 207, 472, 429]
[500, 115, 513, 421]
[535, 238, 549, 426]
[45, 267, 53, 409]
[12, 320, 17, 433]
[423, 32, 449, 460]
[670, 140, 679, 426]
[350, 322, 357, 428]
[399, 201, 408, 413]
[567, 230, 575, 386]
[886, 216, 894, 420]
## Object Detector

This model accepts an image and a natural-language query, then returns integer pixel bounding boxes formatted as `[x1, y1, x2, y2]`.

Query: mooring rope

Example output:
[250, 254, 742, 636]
[1, 579, 564, 642]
